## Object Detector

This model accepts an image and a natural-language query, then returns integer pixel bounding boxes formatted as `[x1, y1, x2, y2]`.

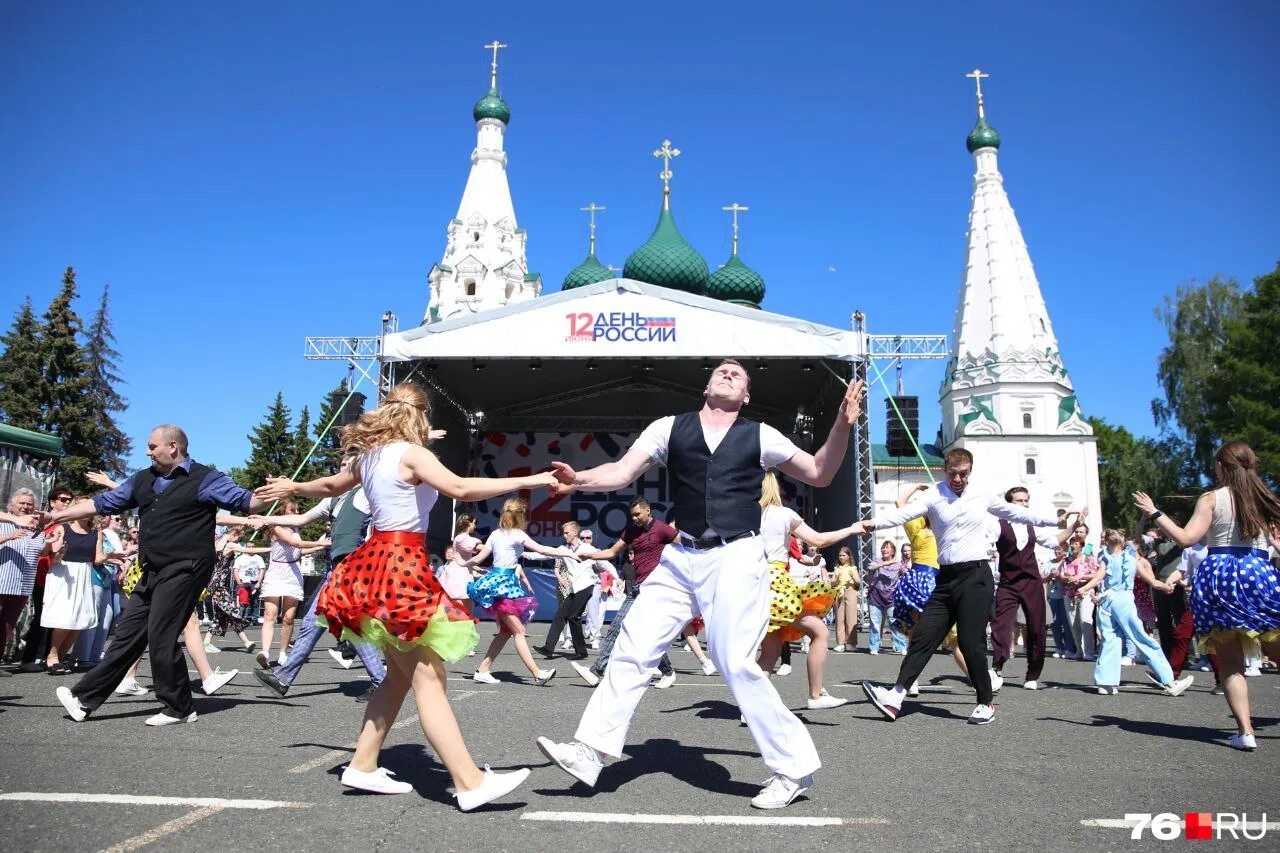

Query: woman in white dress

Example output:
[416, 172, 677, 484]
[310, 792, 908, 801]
[257, 501, 328, 668]
[41, 513, 105, 674]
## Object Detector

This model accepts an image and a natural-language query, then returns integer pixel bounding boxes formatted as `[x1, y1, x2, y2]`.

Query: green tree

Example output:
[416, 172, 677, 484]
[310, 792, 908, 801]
[1206, 261, 1280, 487]
[1152, 275, 1242, 481]
[1090, 417, 1194, 533]
[39, 267, 95, 490]
[83, 283, 132, 476]
[239, 392, 295, 492]
[312, 378, 365, 473]
[0, 297, 45, 430]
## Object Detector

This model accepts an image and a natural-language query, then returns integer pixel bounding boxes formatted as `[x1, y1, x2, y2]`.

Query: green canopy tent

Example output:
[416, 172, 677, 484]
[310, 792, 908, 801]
[0, 422, 62, 508]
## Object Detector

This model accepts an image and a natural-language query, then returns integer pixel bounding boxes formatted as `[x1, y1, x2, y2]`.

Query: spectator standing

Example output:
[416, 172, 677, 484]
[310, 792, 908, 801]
[831, 546, 861, 652]
[866, 540, 907, 654]
[0, 489, 45, 667]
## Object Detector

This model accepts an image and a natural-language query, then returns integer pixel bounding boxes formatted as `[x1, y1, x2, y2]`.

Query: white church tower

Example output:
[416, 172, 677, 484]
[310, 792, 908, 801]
[425, 41, 541, 324]
[939, 70, 1100, 527]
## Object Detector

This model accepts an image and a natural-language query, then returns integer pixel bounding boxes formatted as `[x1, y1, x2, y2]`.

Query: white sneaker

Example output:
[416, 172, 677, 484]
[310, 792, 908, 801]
[329, 648, 356, 669]
[1163, 674, 1194, 697]
[1052, 652, 1061, 659]
[570, 661, 599, 686]
[1023, 680, 1039, 690]
[55, 685, 87, 722]
[701, 659, 718, 676]
[536, 737, 603, 787]
[861, 681, 901, 721]
[341, 766, 412, 794]
[988, 669, 1004, 692]
[145, 710, 198, 726]
[590, 639, 600, 650]
[202, 668, 238, 695]
[455, 765, 531, 812]
[967, 703, 996, 725]
[472, 671, 499, 684]
[751, 773, 813, 809]
[800, 638, 811, 653]
[243, 641, 257, 654]
[1120, 656, 1134, 666]
[776, 664, 793, 676]
[535, 668, 557, 686]
[807, 690, 848, 710]
[1097, 685, 1118, 695]
[277, 651, 288, 666]
[1229, 732, 1258, 751]
[1244, 665, 1262, 677]
[654, 672, 676, 689]
[833, 645, 846, 653]
[203, 644, 220, 654]
[868, 649, 879, 656]
[907, 680, 920, 697]
[114, 678, 148, 696]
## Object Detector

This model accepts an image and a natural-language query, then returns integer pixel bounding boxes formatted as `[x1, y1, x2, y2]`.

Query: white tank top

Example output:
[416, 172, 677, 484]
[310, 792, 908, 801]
[358, 442, 439, 532]
[1208, 487, 1269, 549]
[760, 504, 801, 562]
[269, 537, 299, 564]
[486, 527, 528, 568]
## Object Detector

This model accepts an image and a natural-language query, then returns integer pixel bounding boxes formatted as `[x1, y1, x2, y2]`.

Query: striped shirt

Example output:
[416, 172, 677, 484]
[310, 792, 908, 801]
[0, 523, 46, 596]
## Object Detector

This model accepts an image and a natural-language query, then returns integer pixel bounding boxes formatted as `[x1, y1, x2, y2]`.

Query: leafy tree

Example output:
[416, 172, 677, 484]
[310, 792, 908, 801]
[1090, 417, 1194, 533]
[39, 267, 95, 490]
[239, 392, 295, 492]
[1152, 275, 1242, 481]
[0, 297, 45, 429]
[1206, 262, 1280, 488]
[83, 283, 132, 476]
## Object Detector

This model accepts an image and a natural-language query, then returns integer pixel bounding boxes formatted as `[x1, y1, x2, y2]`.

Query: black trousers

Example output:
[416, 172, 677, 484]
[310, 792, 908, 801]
[543, 586, 593, 656]
[896, 561, 995, 704]
[20, 584, 50, 664]
[73, 557, 214, 718]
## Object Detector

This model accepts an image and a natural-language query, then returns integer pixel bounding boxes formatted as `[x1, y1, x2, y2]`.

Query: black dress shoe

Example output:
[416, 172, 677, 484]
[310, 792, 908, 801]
[18, 661, 45, 673]
[532, 646, 556, 660]
[355, 684, 377, 703]
[569, 653, 589, 661]
[252, 667, 289, 698]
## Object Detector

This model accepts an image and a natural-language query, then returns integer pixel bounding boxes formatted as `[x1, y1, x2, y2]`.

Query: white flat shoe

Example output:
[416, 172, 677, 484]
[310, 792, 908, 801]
[202, 668, 238, 695]
[570, 661, 599, 686]
[145, 710, 198, 726]
[329, 648, 356, 669]
[341, 766, 412, 794]
[455, 765, 531, 812]
[472, 671, 499, 684]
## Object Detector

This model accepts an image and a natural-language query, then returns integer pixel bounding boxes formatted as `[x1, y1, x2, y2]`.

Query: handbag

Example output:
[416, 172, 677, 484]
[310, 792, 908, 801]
[120, 559, 143, 596]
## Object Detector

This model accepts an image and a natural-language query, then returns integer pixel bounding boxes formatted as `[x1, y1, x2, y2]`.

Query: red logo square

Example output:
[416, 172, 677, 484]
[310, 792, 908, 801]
[1185, 812, 1213, 841]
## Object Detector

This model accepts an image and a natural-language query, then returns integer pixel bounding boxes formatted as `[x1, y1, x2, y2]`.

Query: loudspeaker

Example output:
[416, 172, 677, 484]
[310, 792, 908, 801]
[886, 395, 919, 458]
[336, 392, 367, 427]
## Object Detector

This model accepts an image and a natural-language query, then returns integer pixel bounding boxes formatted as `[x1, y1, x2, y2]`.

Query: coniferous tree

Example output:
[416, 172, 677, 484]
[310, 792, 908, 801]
[39, 267, 94, 490]
[240, 392, 296, 492]
[83, 283, 132, 475]
[0, 297, 45, 430]
[312, 378, 365, 473]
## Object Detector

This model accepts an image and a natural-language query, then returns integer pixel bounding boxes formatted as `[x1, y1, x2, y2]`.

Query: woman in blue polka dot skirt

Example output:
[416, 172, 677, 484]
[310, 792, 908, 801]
[1135, 441, 1280, 752]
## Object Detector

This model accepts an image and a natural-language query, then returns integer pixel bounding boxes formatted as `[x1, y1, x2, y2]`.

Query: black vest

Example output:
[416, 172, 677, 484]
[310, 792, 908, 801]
[330, 488, 370, 561]
[1151, 539, 1184, 582]
[996, 519, 1040, 583]
[668, 412, 763, 539]
[135, 462, 218, 568]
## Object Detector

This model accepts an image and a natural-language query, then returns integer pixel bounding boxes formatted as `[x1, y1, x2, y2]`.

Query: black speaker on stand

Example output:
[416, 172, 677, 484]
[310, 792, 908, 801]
[885, 396, 919, 458]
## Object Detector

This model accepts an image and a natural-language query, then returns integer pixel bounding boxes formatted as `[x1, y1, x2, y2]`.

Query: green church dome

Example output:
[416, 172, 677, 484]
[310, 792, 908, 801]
[623, 208, 709, 295]
[707, 254, 765, 307]
[562, 252, 613, 290]
[473, 87, 510, 124]
[966, 116, 1000, 153]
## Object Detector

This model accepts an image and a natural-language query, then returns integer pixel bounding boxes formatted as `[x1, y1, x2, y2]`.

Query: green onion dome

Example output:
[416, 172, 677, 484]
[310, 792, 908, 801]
[562, 252, 613, 290]
[622, 208, 709, 295]
[473, 87, 510, 124]
[966, 116, 1000, 153]
[706, 253, 765, 308]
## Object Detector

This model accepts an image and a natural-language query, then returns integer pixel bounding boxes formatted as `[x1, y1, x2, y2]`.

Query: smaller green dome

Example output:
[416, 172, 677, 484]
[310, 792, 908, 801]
[707, 254, 765, 307]
[966, 116, 1000, 153]
[473, 87, 510, 124]
[562, 252, 613, 290]
[623, 208, 709, 295]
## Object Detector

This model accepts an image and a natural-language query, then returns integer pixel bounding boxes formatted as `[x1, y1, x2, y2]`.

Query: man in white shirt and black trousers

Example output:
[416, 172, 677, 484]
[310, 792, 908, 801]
[536, 359, 865, 810]
[859, 447, 1081, 726]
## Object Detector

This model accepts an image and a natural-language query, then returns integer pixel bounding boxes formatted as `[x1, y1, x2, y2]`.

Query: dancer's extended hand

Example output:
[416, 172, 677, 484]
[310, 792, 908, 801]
[86, 470, 120, 490]
[254, 476, 296, 502]
[1133, 492, 1157, 516]
[547, 461, 577, 496]
[244, 515, 270, 529]
[836, 379, 867, 429]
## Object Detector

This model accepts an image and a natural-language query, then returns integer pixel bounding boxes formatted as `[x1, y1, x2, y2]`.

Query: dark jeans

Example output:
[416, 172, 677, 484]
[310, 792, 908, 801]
[1048, 596, 1077, 657]
[73, 558, 213, 718]
[543, 586, 593, 656]
[20, 584, 49, 665]
[991, 575, 1047, 681]
[1153, 585, 1194, 677]
[591, 588, 673, 677]
[896, 561, 995, 704]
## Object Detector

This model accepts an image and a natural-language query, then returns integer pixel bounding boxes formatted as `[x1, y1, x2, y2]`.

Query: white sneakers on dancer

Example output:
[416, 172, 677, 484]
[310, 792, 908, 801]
[202, 668, 237, 695]
[861, 682, 902, 721]
[341, 766, 412, 794]
[55, 686, 87, 722]
[907, 680, 920, 697]
[653, 672, 676, 689]
[145, 710, 197, 726]
[1097, 686, 1118, 695]
[537, 737, 604, 787]
[329, 648, 356, 669]
[776, 663, 793, 676]
[1023, 680, 1040, 690]
[1229, 732, 1258, 751]
[472, 671, 499, 684]
[456, 766, 533, 812]
[988, 669, 1004, 692]
[751, 773, 813, 810]
[570, 661, 599, 686]
[114, 678, 148, 696]
[701, 659, 718, 676]
[535, 668, 557, 686]
[967, 704, 996, 725]
[806, 689, 847, 710]
[1141, 672, 1195, 696]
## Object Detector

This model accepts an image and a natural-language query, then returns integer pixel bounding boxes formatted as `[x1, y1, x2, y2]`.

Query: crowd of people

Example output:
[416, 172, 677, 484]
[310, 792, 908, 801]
[1, 359, 1277, 813]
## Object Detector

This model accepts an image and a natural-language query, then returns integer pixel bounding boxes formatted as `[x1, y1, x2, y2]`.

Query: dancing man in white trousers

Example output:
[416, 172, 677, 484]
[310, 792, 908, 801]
[537, 359, 864, 810]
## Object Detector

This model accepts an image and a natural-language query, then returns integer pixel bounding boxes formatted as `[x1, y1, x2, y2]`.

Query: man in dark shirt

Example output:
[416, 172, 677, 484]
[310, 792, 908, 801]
[1146, 526, 1193, 678]
[46, 424, 270, 726]
[571, 496, 679, 686]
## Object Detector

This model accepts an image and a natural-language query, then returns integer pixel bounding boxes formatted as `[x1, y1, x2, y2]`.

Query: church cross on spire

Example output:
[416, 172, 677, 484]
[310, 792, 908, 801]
[484, 40, 508, 89]
[580, 202, 606, 255]
[653, 139, 681, 209]
[721, 202, 749, 255]
[966, 68, 989, 119]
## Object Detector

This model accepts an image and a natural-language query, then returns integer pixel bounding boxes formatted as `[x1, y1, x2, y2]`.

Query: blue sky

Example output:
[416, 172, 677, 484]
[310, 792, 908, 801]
[2, 2, 1277, 473]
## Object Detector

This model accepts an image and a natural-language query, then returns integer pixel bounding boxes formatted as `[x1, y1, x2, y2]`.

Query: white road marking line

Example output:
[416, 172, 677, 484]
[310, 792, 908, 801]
[0, 792, 310, 809]
[100, 805, 226, 853]
[520, 810, 889, 827]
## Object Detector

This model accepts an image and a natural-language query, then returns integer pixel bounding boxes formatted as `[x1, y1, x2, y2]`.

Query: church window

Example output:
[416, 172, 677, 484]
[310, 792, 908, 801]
[464, 279, 477, 297]
[473, 231, 481, 242]
[1025, 457, 1037, 475]
[1022, 412, 1032, 429]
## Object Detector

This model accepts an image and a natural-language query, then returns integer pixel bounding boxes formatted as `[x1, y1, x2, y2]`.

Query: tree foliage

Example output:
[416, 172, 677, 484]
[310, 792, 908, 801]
[83, 283, 132, 476]
[239, 392, 296, 492]
[312, 378, 365, 474]
[1090, 416, 1196, 533]
[39, 268, 95, 490]
[0, 297, 45, 430]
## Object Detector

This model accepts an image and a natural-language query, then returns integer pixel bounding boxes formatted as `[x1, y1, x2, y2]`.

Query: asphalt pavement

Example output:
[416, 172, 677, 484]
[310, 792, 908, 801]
[1, 627, 1277, 852]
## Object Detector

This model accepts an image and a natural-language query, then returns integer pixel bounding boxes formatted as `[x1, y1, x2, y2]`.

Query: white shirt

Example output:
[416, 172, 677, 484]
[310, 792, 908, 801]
[873, 484, 1058, 566]
[359, 443, 438, 532]
[233, 553, 264, 583]
[313, 490, 371, 520]
[487, 527, 532, 569]
[760, 504, 801, 563]
[631, 415, 800, 469]
[562, 540, 600, 594]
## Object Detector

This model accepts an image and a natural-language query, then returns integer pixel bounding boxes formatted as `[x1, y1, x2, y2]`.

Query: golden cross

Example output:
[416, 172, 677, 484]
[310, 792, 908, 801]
[966, 68, 989, 119]
[653, 139, 681, 208]
[484, 40, 508, 88]
[580, 202, 606, 255]
[721, 203, 749, 255]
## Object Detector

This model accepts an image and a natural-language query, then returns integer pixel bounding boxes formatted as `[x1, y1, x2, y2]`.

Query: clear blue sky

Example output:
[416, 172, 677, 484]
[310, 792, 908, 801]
[2, 2, 1277, 473]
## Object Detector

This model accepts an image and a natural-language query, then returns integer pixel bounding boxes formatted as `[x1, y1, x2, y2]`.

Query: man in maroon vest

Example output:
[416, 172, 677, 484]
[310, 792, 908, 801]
[990, 487, 1072, 691]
